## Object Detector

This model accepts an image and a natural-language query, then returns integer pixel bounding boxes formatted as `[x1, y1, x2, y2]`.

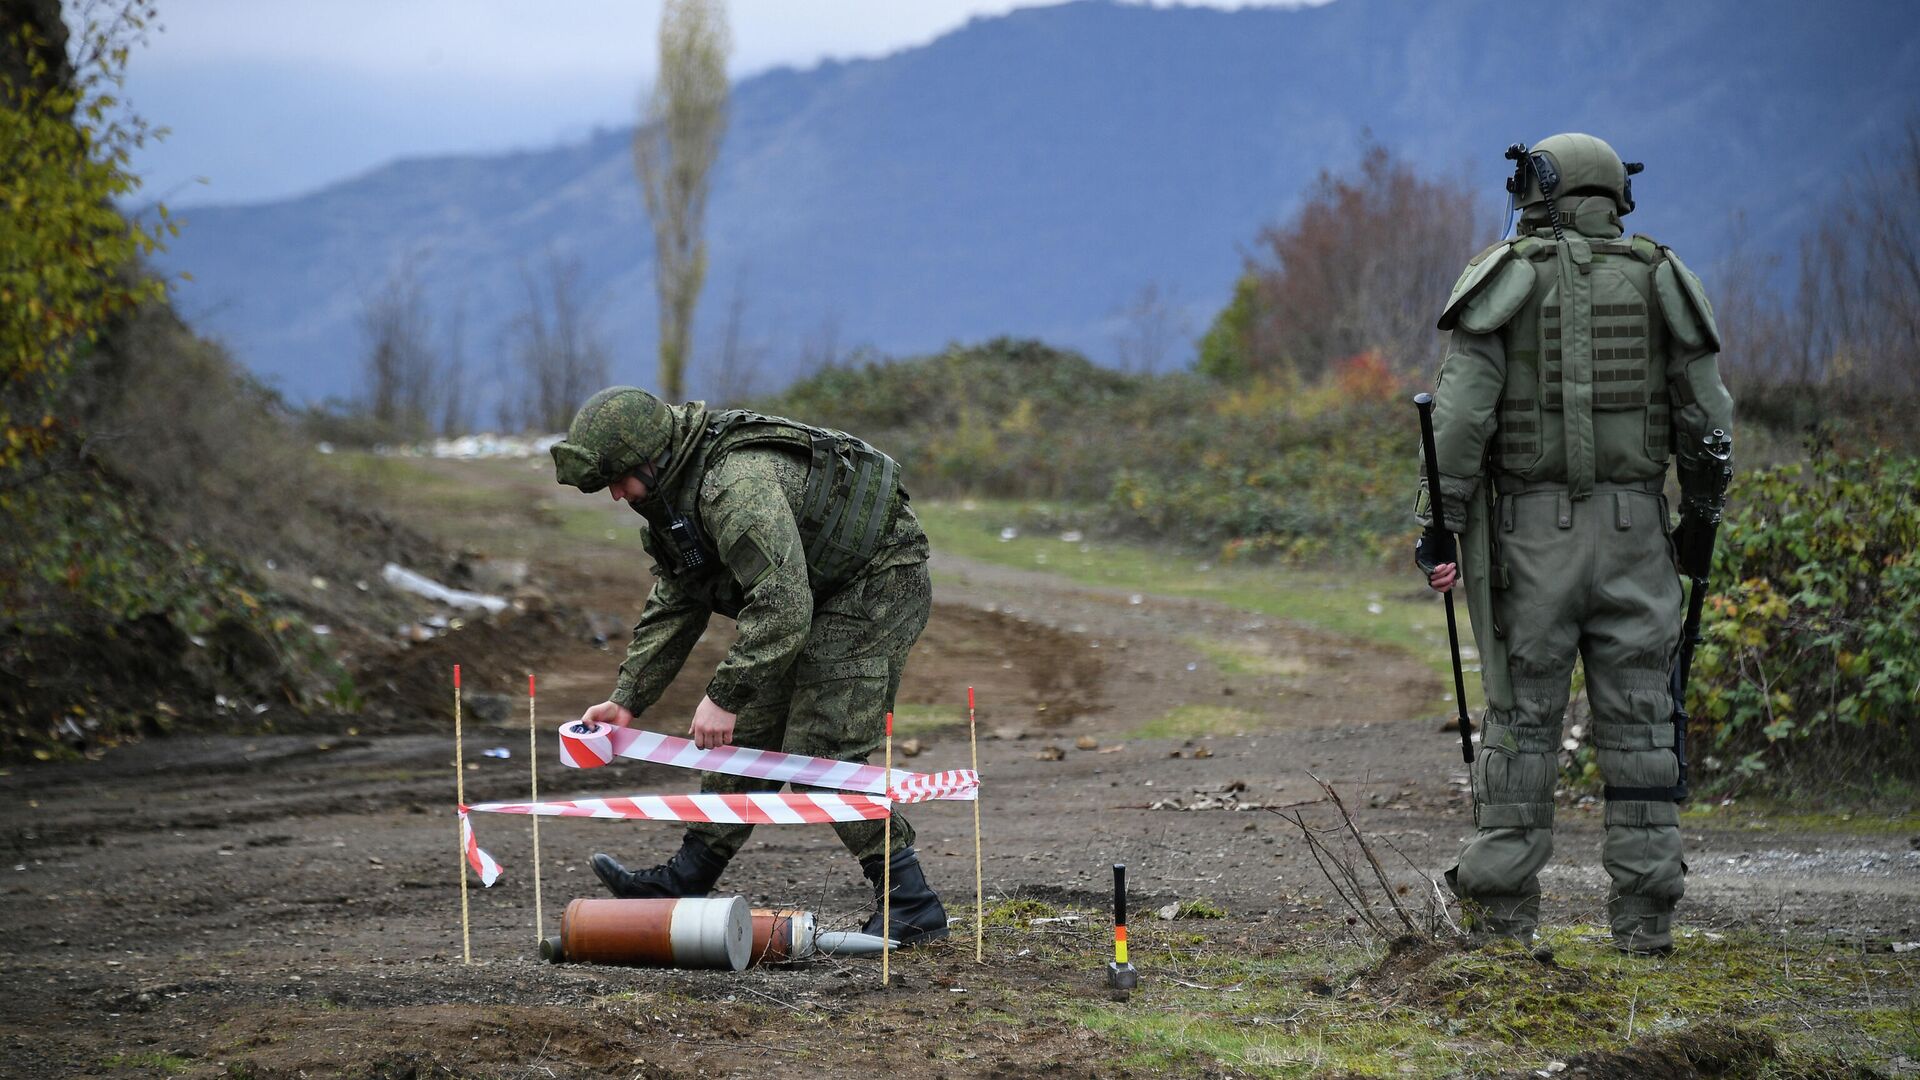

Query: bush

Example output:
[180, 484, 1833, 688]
[762, 340, 1424, 565]
[1107, 354, 1418, 564]
[1691, 451, 1920, 793]
[763, 337, 1161, 501]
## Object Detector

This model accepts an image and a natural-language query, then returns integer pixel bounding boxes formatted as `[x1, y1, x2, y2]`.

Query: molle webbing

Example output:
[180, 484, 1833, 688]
[1530, 236, 1661, 494]
[800, 432, 898, 581]
[700, 410, 902, 585]
[1497, 394, 1540, 455]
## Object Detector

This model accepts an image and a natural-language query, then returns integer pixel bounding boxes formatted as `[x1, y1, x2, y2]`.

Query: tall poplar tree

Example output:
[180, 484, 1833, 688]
[633, 0, 730, 400]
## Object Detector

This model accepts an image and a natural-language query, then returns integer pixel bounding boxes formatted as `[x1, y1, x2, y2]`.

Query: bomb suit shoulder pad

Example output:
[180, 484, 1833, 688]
[1650, 243, 1722, 353]
[1437, 237, 1545, 334]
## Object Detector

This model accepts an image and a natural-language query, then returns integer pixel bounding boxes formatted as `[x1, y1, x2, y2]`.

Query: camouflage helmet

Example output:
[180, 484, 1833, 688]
[550, 386, 676, 493]
[1508, 133, 1642, 215]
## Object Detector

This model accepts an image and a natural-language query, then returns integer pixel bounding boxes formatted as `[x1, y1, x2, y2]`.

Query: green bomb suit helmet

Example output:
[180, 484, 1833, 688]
[1511, 133, 1641, 214]
[551, 386, 678, 493]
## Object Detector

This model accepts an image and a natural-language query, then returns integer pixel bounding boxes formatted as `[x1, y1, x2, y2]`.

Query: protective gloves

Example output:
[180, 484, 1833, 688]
[1414, 523, 1458, 574]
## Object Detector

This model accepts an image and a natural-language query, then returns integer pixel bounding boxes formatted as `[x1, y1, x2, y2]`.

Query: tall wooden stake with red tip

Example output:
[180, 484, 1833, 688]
[968, 685, 983, 963]
[454, 665, 471, 964]
[528, 673, 544, 946]
[882, 710, 894, 987]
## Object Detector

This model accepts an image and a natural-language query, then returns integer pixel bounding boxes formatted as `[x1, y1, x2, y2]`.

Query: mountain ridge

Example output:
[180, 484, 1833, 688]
[154, 0, 1920, 409]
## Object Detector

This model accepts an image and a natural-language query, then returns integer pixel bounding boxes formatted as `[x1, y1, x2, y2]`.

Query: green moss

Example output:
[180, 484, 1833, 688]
[1849, 1006, 1920, 1046]
[980, 897, 1066, 929]
[1050, 923, 1916, 1078]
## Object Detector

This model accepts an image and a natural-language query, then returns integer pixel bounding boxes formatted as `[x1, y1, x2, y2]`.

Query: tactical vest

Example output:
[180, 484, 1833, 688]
[1483, 232, 1677, 495]
[642, 410, 904, 601]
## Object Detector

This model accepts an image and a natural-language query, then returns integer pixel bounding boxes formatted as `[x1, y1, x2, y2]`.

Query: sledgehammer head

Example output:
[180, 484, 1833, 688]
[1107, 959, 1139, 1001]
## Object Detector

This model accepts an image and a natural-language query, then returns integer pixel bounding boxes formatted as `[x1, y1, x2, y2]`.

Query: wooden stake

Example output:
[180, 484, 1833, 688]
[882, 710, 893, 988]
[528, 673, 544, 947]
[454, 664, 471, 965]
[968, 685, 983, 963]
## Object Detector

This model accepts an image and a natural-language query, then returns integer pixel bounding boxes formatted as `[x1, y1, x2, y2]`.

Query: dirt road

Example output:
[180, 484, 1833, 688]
[3, 463, 1915, 1078]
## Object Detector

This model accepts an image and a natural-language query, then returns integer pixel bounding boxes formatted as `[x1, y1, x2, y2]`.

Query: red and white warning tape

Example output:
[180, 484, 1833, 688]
[460, 811, 502, 887]
[557, 723, 978, 803]
[457, 791, 893, 886]
[466, 791, 892, 825]
[460, 723, 981, 888]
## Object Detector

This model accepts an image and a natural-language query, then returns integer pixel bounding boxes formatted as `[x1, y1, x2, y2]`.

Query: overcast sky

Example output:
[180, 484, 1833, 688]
[117, 0, 1321, 207]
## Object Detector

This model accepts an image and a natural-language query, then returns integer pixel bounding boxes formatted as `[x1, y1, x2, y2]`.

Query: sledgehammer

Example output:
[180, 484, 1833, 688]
[1107, 863, 1138, 1001]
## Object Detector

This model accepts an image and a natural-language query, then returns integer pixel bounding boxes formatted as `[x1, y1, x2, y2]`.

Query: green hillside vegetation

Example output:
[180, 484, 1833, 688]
[764, 338, 1421, 566]
[764, 336, 1918, 797]
[1, 9, 430, 760]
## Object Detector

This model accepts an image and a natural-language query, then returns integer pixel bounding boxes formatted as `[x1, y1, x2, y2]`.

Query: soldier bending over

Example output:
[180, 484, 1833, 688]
[551, 386, 950, 945]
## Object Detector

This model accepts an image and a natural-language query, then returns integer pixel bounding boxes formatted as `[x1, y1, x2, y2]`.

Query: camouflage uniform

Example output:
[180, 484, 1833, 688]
[1427, 135, 1735, 953]
[552, 388, 932, 869]
[611, 440, 931, 864]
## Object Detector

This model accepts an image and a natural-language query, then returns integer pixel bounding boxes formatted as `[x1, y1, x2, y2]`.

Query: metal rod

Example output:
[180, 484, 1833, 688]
[1415, 393, 1476, 764]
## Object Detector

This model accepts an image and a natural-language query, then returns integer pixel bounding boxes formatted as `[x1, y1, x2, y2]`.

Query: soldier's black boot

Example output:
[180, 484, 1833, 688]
[860, 846, 950, 946]
[591, 835, 728, 899]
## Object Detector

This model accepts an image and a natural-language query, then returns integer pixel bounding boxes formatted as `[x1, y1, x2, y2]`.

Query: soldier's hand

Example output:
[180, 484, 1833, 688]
[1426, 562, 1459, 593]
[690, 695, 737, 750]
[1414, 526, 1458, 576]
[580, 700, 635, 729]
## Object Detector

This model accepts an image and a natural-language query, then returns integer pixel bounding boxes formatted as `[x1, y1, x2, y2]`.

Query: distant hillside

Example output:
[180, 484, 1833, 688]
[154, 0, 1920, 410]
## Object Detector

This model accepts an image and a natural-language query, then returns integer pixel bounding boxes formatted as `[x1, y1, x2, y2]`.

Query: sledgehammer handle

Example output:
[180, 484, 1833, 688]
[1415, 393, 1476, 765]
[1113, 863, 1127, 929]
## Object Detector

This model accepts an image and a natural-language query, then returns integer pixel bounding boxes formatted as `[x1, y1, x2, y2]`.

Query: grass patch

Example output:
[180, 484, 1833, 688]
[1168, 898, 1228, 920]
[889, 703, 968, 738]
[1683, 798, 1920, 836]
[918, 499, 1470, 708]
[550, 501, 641, 546]
[321, 451, 640, 571]
[1132, 704, 1260, 739]
[323, 451, 504, 513]
[1185, 636, 1310, 678]
[1051, 921, 1919, 1077]
[979, 897, 1067, 929]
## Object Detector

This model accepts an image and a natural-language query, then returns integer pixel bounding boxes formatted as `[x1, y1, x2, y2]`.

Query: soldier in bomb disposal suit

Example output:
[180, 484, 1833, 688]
[551, 386, 949, 945]
[1418, 134, 1735, 954]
